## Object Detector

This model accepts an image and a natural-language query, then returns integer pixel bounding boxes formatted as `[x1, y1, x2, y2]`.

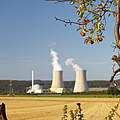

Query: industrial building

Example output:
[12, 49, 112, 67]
[74, 69, 88, 93]
[26, 84, 43, 94]
[50, 70, 65, 93]
[26, 70, 43, 94]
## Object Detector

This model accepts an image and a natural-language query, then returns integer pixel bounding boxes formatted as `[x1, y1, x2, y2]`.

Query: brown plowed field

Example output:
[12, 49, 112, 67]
[0, 97, 120, 120]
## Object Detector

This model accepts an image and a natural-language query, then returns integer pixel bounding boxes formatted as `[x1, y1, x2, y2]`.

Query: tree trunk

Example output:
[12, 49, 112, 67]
[111, 0, 120, 83]
[0, 103, 7, 120]
[114, 0, 120, 49]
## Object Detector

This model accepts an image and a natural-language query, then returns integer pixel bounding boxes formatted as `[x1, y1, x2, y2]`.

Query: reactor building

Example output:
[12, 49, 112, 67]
[73, 69, 88, 93]
[50, 70, 64, 93]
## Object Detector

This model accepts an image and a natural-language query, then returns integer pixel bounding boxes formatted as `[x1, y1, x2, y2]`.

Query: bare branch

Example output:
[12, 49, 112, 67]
[55, 17, 84, 25]
[110, 68, 120, 82]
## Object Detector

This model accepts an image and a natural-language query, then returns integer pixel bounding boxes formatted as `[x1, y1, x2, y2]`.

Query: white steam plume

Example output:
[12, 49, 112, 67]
[65, 58, 82, 71]
[50, 49, 62, 71]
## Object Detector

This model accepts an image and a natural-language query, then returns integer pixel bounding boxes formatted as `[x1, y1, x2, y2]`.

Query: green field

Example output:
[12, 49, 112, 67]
[1, 93, 120, 98]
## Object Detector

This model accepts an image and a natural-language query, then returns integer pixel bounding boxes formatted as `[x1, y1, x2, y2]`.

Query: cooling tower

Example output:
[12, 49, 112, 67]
[50, 70, 64, 93]
[73, 70, 88, 93]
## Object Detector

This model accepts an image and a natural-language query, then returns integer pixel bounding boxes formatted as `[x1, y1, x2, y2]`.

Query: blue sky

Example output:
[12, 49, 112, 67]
[0, 0, 116, 81]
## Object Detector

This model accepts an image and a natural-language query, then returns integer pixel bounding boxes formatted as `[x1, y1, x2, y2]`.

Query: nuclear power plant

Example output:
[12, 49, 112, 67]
[50, 70, 64, 93]
[27, 50, 89, 94]
[50, 69, 88, 93]
[74, 70, 88, 93]
[26, 69, 88, 94]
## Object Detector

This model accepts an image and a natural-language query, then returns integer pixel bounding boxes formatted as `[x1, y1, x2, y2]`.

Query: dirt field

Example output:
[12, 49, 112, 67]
[0, 97, 120, 120]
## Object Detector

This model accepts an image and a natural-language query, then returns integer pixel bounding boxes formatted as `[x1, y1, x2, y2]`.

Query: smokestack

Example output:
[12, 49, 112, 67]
[74, 70, 88, 93]
[32, 70, 34, 92]
[50, 70, 64, 93]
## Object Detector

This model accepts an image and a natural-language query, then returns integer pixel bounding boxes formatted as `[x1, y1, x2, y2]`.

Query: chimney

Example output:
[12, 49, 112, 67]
[32, 70, 34, 92]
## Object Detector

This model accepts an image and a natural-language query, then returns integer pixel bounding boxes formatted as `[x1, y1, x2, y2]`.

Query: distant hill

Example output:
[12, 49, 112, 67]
[0, 79, 113, 94]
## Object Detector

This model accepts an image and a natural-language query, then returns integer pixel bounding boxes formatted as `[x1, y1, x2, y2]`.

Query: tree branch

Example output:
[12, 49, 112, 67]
[110, 68, 120, 82]
[55, 17, 84, 25]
